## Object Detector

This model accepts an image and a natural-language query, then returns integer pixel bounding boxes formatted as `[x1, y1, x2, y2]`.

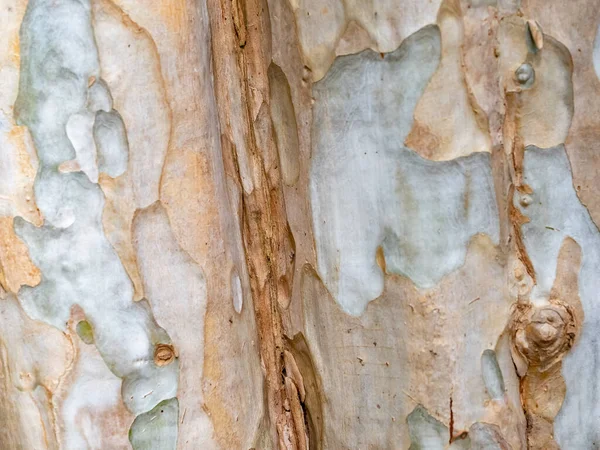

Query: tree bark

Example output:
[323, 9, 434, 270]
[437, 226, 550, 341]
[1, 0, 599, 449]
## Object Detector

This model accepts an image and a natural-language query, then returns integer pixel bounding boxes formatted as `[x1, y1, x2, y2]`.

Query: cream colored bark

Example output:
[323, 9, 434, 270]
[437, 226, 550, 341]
[1, 0, 599, 449]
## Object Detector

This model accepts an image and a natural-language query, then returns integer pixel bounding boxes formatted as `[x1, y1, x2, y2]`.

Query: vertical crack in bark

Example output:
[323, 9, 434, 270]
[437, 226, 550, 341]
[208, 0, 304, 447]
[448, 394, 454, 444]
[505, 92, 536, 285]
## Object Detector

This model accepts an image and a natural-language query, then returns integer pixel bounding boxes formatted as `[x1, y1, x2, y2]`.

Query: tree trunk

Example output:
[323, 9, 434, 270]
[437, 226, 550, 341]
[1, 0, 599, 448]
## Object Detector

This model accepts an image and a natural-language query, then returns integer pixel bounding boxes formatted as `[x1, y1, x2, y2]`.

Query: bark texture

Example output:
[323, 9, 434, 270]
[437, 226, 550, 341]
[1, 0, 600, 449]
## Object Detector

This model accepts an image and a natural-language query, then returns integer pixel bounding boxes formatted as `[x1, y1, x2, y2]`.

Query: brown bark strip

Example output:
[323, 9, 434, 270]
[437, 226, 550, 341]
[504, 91, 536, 284]
[207, 0, 301, 447]
[508, 184, 536, 284]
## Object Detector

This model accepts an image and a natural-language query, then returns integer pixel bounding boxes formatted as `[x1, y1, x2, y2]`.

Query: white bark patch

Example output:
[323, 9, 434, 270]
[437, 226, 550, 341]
[66, 112, 98, 182]
[14, 0, 178, 446]
[93, 109, 129, 178]
[310, 25, 499, 316]
[232, 270, 243, 314]
[516, 145, 600, 448]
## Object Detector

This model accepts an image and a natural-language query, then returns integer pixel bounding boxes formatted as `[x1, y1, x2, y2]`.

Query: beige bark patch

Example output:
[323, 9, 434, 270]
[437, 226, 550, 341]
[0, 217, 40, 293]
[268, 64, 300, 186]
[497, 16, 574, 149]
[289, 0, 443, 81]
[303, 236, 521, 449]
[0, 291, 74, 448]
[406, 0, 491, 160]
[93, 0, 173, 301]
[98, 173, 144, 300]
[335, 20, 374, 56]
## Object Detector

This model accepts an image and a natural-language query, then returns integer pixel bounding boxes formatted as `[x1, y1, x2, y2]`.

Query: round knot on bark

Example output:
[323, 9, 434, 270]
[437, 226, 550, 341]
[154, 343, 176, 366]
[510, 303, 576, 374]
[515, 63, 535, 89]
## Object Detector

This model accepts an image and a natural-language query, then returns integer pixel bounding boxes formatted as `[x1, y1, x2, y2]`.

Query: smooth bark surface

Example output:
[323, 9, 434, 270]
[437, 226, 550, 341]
[1, 0, 600, 449]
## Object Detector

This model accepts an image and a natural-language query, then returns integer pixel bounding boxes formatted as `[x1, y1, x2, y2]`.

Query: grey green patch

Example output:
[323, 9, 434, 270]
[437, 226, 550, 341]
[469, 422, 509, 449]
[129, 398, 179, 450]
[407, 405, 448, 450]
[310, 24, 499, 316]
[481, 349, 505, 400]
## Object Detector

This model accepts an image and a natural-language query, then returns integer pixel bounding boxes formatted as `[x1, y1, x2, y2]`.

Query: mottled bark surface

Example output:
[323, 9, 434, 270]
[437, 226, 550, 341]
[1, 0, 600, 449]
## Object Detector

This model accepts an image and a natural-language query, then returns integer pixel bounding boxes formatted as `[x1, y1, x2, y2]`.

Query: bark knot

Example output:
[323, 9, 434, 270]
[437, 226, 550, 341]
[509, 301, 576, 376]
[154, 343, 176, 366]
